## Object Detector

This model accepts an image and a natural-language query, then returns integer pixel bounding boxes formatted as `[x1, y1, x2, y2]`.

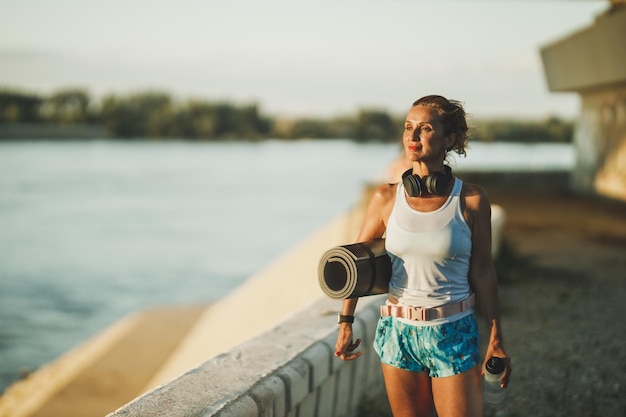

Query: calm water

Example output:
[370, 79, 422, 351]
[0, 140, 574, 392]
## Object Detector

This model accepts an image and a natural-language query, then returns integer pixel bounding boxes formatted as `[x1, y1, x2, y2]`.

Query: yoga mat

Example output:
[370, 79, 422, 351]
[318, 238, 391, 299]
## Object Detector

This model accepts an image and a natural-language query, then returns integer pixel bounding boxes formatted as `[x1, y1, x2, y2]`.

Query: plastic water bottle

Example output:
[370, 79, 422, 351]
[483, 357, 506, 404]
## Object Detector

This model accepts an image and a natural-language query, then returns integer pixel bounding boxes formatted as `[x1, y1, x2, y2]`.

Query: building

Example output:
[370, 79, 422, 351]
[540, 2, 626, 201]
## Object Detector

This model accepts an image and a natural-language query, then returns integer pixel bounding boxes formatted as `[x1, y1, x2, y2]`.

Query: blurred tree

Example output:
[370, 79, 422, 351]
[100, 91, 173, 137]
[232, 103, 271, 139]
[0, 89, 43, 122]
[354, 109, 397, 142]
[326, 116, 357, 140]
[472, 117, 574, 143]
[176, 101, 216, 139]
[545, 116, 574, 144]
[209, 102, 270, 140]
[133, 92, 173, 137]
[100, 95, 131, 137]
[290, 118, 333, 139]
[41, 88, 91, 124]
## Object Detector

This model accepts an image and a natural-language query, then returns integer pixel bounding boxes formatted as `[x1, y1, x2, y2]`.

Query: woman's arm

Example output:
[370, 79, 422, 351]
[335, 183, 395, 361]
[464, 184, 512, 387]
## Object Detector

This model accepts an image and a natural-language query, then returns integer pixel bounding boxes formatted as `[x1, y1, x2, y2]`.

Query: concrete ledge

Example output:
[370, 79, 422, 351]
[106, 295, 386, 417]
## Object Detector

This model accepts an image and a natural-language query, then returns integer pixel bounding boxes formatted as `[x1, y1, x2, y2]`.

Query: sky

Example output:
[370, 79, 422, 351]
[0, 0, 610, 119]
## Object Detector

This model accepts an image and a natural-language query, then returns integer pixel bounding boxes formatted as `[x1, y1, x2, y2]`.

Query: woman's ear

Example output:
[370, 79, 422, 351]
[446, 133, 456, 151]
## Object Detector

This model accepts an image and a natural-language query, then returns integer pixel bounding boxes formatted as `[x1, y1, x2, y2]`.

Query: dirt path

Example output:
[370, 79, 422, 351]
[481, 189, 626, 417]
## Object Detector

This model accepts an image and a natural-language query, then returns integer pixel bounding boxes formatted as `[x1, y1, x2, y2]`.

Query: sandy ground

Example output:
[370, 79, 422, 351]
[361, 186, 626, 417]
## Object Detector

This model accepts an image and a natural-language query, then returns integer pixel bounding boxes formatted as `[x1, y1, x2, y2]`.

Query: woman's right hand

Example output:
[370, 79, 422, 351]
[333, 183, 393, 362]
[335, 323, 363, 361]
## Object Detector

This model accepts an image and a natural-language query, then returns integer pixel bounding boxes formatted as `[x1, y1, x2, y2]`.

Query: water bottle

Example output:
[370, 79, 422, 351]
[483, 357, 506, 404]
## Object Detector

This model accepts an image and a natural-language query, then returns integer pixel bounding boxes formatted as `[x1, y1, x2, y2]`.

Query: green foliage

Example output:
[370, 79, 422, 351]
[100, 91, 174, 137]
[97, 92, 271, 139]
[288, 118, 335, 139]
[270, 111, 400, 142]
[0, 87, 574, 143]
[43, 88, 92, 124]
[0, 88, 43, 123]
[354, 109, 399, 142]
[471, 117, 574, 143]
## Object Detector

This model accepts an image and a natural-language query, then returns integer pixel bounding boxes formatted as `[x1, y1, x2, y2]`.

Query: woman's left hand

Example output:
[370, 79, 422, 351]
[482, 345, 512, 388]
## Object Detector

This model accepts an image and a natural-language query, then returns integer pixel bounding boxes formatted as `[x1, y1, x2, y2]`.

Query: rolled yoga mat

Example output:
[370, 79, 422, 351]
[318, 238, 392, 299]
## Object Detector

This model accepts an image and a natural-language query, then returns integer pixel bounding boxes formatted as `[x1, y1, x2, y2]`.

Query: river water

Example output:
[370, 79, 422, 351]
[0, 139, 574, 392]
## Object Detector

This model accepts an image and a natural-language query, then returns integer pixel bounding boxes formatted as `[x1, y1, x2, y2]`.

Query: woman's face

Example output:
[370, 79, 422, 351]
[402, 105, 451, 163]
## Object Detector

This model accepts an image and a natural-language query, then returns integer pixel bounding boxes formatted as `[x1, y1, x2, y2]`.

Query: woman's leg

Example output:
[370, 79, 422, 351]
[381, 363, 435, 417]
[431, 364, 482, 417]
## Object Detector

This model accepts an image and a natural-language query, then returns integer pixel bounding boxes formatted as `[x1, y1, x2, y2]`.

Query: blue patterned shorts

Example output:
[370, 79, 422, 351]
[373, 314, 480, 377]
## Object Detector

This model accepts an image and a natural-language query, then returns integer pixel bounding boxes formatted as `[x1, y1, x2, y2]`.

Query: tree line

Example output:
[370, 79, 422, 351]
[0, 87, 573, 143]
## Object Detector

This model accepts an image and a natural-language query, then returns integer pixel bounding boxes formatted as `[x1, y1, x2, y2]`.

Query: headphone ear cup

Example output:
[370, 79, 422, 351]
[402, 169, 423, 197]
[424, 166, 453, 195]
[424, 172, 443, 195]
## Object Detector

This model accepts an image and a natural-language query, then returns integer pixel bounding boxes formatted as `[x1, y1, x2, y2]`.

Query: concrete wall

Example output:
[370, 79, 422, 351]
[573, 85, 626, 200]
[106, 295, 387, 417]
[540, 5, 626, 200]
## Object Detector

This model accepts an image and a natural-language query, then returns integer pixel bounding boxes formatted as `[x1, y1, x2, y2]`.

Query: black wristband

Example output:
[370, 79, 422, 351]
[337, 314, 354, 324]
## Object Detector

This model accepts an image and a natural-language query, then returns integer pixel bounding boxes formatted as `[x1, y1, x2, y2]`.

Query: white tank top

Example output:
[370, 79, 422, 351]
[385, 178, 473, 325]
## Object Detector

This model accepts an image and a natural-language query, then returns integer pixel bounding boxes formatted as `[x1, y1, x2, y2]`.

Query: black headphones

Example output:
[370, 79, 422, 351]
[402, 165, 453, 197]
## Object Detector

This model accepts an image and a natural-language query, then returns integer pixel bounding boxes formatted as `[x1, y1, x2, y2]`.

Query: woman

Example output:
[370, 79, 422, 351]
[335, 95, 511, 417]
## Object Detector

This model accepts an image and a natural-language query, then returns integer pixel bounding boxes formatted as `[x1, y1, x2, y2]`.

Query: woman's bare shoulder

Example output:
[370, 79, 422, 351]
[460, 180, 491, 219]
[371, 182, 398, 204]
